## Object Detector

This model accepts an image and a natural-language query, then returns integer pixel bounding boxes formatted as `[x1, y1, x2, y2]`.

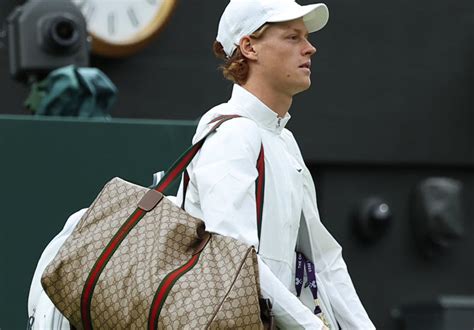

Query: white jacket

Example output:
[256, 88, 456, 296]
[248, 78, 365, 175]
[176, 84, 375, 329]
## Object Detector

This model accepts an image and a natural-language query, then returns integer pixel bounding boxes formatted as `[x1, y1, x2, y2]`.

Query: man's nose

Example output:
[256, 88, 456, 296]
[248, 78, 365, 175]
[304, 40, 317, 56]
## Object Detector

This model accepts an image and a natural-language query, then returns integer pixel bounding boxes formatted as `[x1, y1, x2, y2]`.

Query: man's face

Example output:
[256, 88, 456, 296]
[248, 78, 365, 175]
[250, 18, 317, 96]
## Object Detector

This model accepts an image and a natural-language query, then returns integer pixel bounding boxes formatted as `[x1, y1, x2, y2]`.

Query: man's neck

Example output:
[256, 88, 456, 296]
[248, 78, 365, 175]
[241, 81, 293, 118]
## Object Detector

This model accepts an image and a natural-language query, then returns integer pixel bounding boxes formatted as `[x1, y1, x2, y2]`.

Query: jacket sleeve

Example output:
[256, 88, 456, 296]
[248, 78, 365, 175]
[280, 129, 375, 329]
[186, 119, 325, 330]
[301, 167, 376, 330]
[28, 208, 87, 329]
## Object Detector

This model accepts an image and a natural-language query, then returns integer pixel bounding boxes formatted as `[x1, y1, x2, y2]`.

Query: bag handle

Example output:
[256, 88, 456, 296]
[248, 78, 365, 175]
[152, 114, 265, 244]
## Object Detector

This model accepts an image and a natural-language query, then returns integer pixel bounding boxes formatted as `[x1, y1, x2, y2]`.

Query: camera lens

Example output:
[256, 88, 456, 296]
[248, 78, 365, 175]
[50, 18, 78, 48]
[55, 21, 75, 41]
[41, 16, 80, 53]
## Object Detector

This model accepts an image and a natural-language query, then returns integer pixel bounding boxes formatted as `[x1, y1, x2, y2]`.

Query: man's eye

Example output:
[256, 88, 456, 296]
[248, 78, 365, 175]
[288, 35, 299, 40]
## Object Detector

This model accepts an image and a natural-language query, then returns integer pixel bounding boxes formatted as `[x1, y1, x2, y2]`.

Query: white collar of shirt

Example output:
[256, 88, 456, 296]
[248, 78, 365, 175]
[227, 84, 291, 134]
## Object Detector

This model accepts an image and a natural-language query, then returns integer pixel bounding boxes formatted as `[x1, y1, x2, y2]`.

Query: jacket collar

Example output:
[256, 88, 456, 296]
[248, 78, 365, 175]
[227, 84, 291, 134]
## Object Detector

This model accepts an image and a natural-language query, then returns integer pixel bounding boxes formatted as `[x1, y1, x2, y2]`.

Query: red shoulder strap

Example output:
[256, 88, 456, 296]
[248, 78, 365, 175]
[164, 115, 265, 244]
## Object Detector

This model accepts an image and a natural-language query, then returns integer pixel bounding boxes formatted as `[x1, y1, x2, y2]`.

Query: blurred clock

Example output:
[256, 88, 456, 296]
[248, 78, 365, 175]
[71, 0, 177, 57]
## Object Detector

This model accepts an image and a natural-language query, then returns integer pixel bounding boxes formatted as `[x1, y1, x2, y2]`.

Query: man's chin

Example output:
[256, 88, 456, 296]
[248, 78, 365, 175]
[292, 80, 311, 95]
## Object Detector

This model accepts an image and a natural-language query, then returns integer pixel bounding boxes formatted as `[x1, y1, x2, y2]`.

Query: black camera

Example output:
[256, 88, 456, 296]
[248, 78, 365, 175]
[7, 0, 89, 83]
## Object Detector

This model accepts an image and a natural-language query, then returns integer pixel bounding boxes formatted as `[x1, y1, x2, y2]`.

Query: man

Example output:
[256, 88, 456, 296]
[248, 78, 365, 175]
[176, 0, 376, 329]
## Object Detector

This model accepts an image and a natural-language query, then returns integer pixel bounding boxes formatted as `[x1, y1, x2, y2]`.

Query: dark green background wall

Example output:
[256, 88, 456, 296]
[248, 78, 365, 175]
[0, 116, 196, 329]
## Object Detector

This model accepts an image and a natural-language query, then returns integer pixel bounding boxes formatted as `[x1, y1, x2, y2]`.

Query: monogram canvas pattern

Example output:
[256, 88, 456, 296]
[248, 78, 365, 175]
[42, 177, 264, 329]
[42, 177, 146, 326]
[209, 250, 263, 330]
[158, 237, 262, 329]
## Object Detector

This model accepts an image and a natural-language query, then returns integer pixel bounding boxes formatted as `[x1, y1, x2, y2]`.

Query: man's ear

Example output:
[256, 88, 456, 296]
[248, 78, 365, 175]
[239, 36, 258, 61]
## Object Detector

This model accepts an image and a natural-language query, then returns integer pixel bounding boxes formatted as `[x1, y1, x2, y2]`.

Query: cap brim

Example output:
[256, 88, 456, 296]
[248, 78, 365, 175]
[267, 3, 329, 33]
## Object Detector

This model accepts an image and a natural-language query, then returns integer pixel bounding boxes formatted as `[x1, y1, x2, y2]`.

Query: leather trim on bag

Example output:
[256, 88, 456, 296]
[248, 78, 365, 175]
[192, 231, 211, 255]
[205, 247, 255, 329]
[138, 189, 164, 212]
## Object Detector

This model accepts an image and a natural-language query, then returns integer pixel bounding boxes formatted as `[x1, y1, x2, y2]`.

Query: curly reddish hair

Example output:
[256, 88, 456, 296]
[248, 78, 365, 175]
[213, 24, 271, 85]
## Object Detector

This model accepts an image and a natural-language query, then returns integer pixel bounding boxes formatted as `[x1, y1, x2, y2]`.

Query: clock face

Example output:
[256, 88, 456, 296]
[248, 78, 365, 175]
[71, 0, 176, 56]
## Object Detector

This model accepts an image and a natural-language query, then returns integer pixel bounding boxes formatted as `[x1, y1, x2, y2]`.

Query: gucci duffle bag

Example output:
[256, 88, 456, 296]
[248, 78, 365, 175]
[41, 115, 270, 329]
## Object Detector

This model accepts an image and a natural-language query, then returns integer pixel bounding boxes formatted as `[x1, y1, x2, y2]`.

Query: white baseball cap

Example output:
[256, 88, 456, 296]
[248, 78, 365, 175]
[217, 0, 329, 57]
